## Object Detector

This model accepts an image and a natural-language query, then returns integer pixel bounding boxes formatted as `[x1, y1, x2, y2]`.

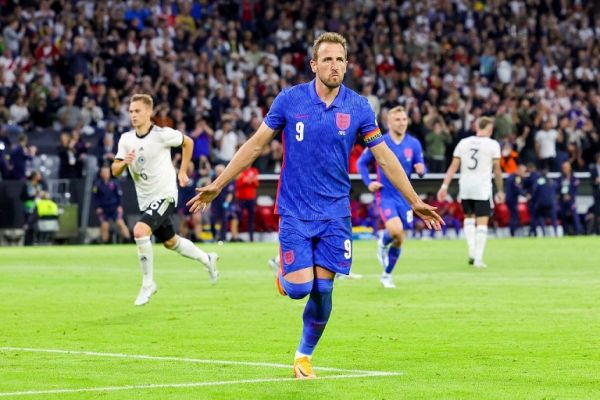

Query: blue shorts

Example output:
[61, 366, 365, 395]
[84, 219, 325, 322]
[278, 216, 352, 275]
[98, 206, 122, 223]
[376, 195, 414, 229]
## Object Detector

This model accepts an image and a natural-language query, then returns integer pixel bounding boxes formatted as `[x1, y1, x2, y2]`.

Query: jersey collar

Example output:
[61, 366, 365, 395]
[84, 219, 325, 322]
[309, 79, 347, 108]
[135, 124, 154, 139]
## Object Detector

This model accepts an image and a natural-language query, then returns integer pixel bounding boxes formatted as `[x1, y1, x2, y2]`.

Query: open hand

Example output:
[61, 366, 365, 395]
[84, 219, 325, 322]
[186, 183, 222, 214]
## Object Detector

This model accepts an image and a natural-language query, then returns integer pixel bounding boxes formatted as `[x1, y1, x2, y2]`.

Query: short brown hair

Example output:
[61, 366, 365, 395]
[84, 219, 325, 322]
[130, 94, 154, 109]
[477, 116, 494, 130]
[312, 32, 348, 61]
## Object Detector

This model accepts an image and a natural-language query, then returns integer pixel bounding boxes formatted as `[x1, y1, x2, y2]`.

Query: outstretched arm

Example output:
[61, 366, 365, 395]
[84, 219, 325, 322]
[187, 122, 276, 213]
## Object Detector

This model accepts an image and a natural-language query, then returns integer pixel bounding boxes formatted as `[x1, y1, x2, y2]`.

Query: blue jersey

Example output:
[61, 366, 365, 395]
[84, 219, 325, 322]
[357, 133, 424, 203]
[264, 79, 383, 220]
[92, 178, 123, 209]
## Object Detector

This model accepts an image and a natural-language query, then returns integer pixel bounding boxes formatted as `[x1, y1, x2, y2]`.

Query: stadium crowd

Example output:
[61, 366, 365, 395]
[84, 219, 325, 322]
[1, 0, 599, 237]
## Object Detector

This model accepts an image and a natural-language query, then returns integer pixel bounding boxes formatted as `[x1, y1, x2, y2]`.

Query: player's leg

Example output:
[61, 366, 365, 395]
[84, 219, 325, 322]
[294, 266, 334, 379]
[462, 200, 477, 264]
[473, 200, 492, 268]
[276, 216, 314, 299]
[133, 220, 157, 306]
[376, 198, 394, 267]
[160, 219, 219, 284]
[380, 216, 404, 289]
[294, 217, 351, 378]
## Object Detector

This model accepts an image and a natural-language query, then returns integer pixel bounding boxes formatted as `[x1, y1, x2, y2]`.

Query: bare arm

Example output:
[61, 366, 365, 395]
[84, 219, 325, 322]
[437, 157, 461, 201]
[111, 150, 135, 177]
[493, 158, 505, 203]
[187, 122, 276, 212]
[177, 135, 193, 186]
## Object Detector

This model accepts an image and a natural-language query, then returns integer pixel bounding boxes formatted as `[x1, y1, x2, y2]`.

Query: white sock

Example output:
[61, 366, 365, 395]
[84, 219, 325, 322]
[295, 350, 311, 360]
[135, 236, 154, 286]
[475, 225, 488, 264]
[172, 236, 210, 265]
[464, 218, 476, 259]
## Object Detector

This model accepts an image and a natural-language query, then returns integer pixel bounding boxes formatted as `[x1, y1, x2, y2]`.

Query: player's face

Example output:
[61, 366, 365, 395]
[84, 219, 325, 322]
[388, 111, 408, 136]
[128, 101, 152, 128]
[311, 42, 347, 89]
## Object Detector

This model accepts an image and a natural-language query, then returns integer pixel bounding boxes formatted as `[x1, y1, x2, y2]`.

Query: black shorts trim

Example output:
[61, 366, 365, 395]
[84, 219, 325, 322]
[461, 199, 492, 217]
[139, 198, 176, 242]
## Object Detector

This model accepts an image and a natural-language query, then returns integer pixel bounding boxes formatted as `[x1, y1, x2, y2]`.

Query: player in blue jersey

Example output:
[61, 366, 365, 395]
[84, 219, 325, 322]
[357, 106, 425, 288]
[187, 32, 443, 378]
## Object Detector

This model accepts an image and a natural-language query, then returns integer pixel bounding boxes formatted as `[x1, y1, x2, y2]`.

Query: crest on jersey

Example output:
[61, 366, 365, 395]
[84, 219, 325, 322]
[283, 250, 295, 265]
[336, 113, 351, 130]
[404, 148, 413, 159]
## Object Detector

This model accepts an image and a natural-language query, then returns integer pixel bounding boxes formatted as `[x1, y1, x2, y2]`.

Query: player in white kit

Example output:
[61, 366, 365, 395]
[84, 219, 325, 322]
[112, 94, 219, 306]
[437, 117, 505, 268]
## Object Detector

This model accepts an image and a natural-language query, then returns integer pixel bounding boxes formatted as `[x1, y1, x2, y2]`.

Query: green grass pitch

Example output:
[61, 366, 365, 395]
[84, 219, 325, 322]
[1, 237, 599, 399]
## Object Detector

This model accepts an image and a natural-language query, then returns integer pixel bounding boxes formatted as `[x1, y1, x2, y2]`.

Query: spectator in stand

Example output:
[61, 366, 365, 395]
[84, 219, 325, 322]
[535, 119, 560, 172]
[9, 134, 36, 180]
[8, 95, 30, 131]
[214, 119, 240, 165]
[500, 141, 519, 174]
[425, 118, 451, 173]
[234, 164, 260, 242]
[57, 132, 80, 179]
[57, 94, 83, 131]
[190, 118, 213, 164]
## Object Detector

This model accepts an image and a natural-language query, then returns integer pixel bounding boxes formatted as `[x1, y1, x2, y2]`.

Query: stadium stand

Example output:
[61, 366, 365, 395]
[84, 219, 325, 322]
[0, 0, 599, 241]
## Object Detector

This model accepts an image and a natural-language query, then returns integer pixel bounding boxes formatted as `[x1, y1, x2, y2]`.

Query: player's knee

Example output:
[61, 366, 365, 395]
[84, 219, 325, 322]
[313, 278, 334, 295]
[280, 277, 313, 299]
[162, 235, 178, 249]
[390, 230, 404, 246]
[133, 223, 150, 239]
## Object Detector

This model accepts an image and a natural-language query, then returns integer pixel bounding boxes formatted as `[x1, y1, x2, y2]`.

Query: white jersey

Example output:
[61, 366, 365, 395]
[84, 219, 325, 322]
[115, 125, 183, 211]
[453, 136, 501, 200]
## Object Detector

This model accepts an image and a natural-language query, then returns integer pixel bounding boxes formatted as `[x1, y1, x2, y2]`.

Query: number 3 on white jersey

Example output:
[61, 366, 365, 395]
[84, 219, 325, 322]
[295, 121, 304, 141]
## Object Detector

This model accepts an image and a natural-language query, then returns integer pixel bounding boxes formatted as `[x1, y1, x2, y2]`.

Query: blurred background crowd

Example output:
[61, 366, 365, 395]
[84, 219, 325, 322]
[1, 0, 599, 242]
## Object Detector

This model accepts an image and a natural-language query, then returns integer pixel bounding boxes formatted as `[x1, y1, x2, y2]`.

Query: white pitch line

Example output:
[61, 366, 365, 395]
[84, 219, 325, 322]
[0, 347, 402, 376]
[0, 372, 398, 397]
[0, 347, 401, 398]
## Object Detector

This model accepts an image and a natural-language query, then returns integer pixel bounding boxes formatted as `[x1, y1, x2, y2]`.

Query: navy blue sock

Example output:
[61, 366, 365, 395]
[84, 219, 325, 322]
[382, 230, 393, 246]
[298, 278, 334, 356]
[385, 246, 402, 274]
